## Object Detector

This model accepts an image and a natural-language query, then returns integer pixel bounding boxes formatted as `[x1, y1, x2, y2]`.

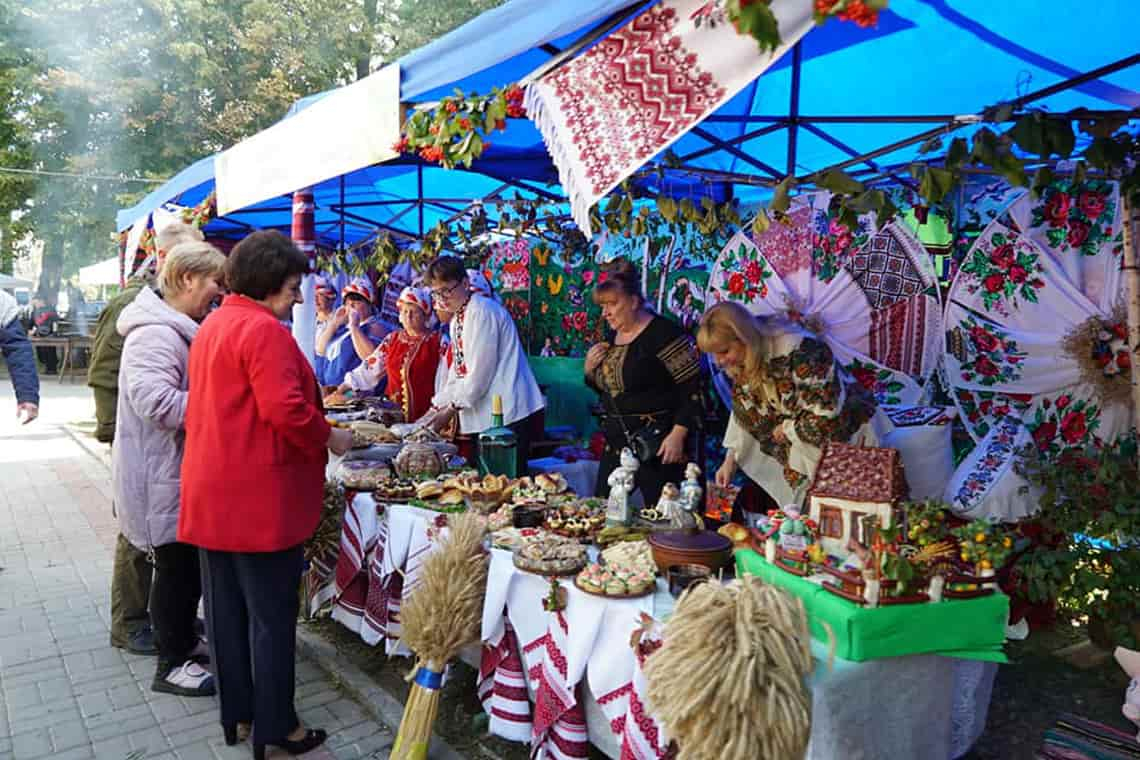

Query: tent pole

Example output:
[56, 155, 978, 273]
[1008, 53, 1140, 110]
[417, 165, 425, 238]
[1122, 195, 1140, 441]
[339, 176, 346, 252]
[786, 41, 803, 176]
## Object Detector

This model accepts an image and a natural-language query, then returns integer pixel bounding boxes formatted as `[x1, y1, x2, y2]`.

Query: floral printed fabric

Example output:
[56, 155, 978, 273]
[707, 193, 942, 408]
[943, 180, 1131, 521]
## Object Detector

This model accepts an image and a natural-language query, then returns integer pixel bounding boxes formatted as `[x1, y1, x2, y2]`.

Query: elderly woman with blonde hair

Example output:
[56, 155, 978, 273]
[113, 240, 227, 697]
[697, 301, 881, 507]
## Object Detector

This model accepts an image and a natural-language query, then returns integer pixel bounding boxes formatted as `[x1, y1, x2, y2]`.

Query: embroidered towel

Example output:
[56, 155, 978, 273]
[525, 0, 813, 234]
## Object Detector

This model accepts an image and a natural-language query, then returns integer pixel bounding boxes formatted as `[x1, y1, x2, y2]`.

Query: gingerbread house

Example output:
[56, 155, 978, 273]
[808, 442, 909, 559]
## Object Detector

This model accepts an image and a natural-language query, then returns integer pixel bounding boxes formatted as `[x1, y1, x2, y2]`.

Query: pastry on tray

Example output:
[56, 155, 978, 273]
[601, 540, 656, 576]
[535, 472, 569, 494]
[372, 476, 417, 501]
[513, 536, 587, 576]
[490, 527, 546, 551]
[415, 481, 444, 500]
[337, 461, 391, 491]
[351, 421, 400, 446]
[545, 498, 607, 541]
[576, 561, 655, 597]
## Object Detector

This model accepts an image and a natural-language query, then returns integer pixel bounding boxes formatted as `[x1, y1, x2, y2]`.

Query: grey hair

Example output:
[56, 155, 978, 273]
[155, 221, 204, 254]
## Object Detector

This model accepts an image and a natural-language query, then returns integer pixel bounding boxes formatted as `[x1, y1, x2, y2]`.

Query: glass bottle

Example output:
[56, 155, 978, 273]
[478, 395, 518, 477]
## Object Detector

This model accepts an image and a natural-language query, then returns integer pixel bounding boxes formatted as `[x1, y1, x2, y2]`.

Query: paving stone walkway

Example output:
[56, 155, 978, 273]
[0, 417, 394, 760]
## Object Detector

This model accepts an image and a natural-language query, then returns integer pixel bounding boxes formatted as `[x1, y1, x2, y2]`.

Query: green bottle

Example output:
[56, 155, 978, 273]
[478, 394, 518, 477]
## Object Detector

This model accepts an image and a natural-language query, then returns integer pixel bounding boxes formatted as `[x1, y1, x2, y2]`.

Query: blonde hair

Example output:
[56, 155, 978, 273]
[159, 241, 226, 295]
[696, 301, 774, 380]
[155, 221, 204, 254]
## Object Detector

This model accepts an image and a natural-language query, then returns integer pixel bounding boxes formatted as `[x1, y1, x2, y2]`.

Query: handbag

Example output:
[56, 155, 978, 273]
[603, 390, 669, 464]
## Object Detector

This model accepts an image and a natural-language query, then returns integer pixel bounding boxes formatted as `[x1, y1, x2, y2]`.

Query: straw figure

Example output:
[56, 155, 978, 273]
[391, 512, 489, 760]
[643, 576, 814, 760]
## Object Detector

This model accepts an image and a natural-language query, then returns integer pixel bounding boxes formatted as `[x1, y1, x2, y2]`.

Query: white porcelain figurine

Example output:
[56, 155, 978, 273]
[606, 447, 639, 525]
[680, 463, 703, 514]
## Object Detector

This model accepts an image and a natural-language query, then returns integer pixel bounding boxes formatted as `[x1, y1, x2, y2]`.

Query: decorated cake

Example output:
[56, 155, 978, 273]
[576, 562, 655, 597]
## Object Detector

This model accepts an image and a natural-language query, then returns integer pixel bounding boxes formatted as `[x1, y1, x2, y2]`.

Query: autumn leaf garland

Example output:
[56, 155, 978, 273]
[394, 84, 525, 168]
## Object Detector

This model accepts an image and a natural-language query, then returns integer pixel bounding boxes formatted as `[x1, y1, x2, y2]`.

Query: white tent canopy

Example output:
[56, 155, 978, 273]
[0, 273, 32, 289]
[79, 257, 122, 287]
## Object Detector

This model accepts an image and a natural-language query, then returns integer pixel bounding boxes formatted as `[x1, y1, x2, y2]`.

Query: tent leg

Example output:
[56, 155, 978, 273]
[1122, 195, 1140, 441]
[786, 41, 803, 177]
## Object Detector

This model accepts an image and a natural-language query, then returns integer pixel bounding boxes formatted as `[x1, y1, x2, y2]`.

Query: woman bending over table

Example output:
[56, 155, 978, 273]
[337, 285, 447, 422]
[697, 301, 881, 508]
[584, 257, 703, 507]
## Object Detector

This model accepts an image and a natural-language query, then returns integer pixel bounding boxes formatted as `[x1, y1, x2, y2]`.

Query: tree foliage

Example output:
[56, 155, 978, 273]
[0, 0, 504, 301]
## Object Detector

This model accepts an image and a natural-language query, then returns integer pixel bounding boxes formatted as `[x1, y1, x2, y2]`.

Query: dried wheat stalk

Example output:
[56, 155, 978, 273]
[397, 511, 489, 666]
[643, 577, 814, 760]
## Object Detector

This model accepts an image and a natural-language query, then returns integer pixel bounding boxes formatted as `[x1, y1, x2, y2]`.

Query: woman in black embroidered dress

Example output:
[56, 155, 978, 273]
[584, 258, 703, 505]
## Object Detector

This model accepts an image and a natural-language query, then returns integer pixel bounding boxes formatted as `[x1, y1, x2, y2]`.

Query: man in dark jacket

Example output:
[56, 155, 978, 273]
[91, 220, 204, 655]
[1, 288, 39, 423]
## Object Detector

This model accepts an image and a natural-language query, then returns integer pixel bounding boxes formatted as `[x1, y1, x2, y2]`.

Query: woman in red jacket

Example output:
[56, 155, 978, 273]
[179, 231, 352, 759]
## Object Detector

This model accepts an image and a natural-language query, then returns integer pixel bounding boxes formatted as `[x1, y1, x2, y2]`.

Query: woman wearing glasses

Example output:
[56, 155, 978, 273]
[417, 256, 544, 472]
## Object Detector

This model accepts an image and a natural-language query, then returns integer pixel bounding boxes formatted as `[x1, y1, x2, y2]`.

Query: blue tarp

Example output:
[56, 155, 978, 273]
[117, 0, 1140, 246]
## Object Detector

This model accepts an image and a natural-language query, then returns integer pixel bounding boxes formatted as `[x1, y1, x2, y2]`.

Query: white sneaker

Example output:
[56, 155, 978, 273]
[153, 660, 216, 697]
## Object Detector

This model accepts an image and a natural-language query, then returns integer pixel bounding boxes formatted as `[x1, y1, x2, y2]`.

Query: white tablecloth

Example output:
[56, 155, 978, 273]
[317, 489, 995, 759]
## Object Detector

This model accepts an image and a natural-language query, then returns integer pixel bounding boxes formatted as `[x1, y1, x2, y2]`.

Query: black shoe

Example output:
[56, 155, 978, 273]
[223, 722, 252, 746]
[253, 729, 327, 759]
[113, 625, 158, 656]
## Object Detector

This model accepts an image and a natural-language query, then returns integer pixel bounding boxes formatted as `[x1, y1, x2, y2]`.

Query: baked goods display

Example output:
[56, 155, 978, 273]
[350, 421, 400, 447]
[601, 540, 657, 576]
[490, 527, 546, 551]
[323, 390, 359, 410]
[372, 476, 417, 501]
[595, 525, 651, 547]
[546, 499, 607, 541]
[535, 472, 569, 494]
[337, 461, 391, 491]
[575, 561, 655, 598]
[393, 442, 446, 478]
[448, 473, 515, 512]
[513, 536, 588, 576]
[404, 426, 444, 444]
[487, 502, 514, 531]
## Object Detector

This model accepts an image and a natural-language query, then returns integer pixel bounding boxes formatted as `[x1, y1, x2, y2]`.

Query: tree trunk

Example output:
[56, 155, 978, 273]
[37, 235, 64, 309]
[1123, 196, 1140, 443]
[355, 0, 381, 80]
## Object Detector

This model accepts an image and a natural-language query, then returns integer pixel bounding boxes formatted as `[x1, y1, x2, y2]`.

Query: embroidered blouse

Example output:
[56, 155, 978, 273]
[725, 333, 878, 503]
[344, 330, 447, 422]
[585, 315, 703, 432]
[432, 293, 545, 433]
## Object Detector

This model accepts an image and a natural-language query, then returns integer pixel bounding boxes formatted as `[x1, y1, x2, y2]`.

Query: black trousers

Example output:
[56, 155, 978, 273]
[151, 541, 201, 674]
[199, 545, 304, 745]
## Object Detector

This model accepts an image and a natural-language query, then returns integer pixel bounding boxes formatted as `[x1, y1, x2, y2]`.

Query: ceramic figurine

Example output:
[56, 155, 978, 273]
[778, 503, 809, 553]
[928, 574, 945, 603]
[680, 463, 703, 513]
[1115, 646, 1140, 743]
[862, 569, 880, 608]
[606, 447, 639, 525]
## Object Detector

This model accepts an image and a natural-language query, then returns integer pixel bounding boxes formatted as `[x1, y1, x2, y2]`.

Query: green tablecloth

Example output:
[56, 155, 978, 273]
[736, 549, 1009, 663]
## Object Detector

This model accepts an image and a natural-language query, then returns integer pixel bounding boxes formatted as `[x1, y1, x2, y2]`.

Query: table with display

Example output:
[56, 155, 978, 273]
[316, 491, 1006, 760]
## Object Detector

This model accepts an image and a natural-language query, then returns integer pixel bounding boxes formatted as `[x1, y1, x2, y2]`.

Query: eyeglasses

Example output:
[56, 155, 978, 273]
[430, 281, 465, 299]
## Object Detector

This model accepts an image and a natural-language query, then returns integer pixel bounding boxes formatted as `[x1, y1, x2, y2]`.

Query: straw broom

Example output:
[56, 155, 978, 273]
[391, 512, 488, 760]
[643, 576, 816, 760]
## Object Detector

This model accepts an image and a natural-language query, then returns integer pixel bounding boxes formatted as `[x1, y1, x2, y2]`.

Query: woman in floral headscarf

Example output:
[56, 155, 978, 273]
[336, 286, 446, 421]
[315, 276, 386, 387]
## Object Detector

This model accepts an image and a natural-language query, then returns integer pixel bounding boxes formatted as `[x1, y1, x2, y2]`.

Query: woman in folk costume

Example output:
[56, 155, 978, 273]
[336, 286, 447, 422]
[312, 275, 338, 336]
[697, 301, 883, 507]
[418, 256, 544, 472]
[314, 276, 386, 387]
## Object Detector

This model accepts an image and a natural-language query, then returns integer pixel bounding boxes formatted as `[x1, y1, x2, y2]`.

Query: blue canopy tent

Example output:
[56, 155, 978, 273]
[117, 0, 1140, 250]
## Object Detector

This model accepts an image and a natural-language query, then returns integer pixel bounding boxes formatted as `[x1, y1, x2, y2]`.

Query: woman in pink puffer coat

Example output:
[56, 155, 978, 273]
[112, 241, 225, 698]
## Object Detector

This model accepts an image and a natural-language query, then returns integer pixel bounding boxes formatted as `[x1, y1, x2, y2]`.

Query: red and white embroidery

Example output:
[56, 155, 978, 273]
[544, 5, 726, 197]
